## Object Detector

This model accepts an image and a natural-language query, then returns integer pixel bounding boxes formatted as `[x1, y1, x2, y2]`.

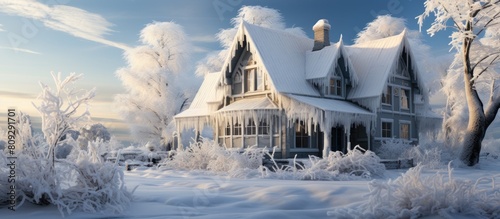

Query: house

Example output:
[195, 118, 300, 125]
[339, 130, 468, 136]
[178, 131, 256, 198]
[174, 19, 440, 158]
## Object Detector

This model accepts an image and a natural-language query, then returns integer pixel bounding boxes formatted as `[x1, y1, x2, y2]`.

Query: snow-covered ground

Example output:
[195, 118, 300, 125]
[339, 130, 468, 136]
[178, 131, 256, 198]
[2, 159, 499, 219]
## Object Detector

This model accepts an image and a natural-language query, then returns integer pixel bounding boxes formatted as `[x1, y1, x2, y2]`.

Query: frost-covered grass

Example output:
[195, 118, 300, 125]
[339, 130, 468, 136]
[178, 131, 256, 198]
[261, 146, 385, 181]
[329, 163, 500, 218]
[160, 139, 385, 180]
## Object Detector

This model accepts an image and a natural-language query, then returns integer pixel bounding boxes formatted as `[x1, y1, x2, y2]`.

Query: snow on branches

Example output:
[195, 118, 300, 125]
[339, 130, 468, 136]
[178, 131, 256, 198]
[32, 72, 95, 168]
[418, 0, 500, 165]
[115, 21, 195, 148]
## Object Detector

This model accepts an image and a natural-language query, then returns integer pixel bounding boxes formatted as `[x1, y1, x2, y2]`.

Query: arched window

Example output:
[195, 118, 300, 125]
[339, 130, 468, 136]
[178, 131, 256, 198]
[232, 70, 242, 95]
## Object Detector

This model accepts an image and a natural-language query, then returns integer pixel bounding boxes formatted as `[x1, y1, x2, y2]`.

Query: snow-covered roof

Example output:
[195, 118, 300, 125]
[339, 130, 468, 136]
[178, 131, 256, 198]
[305, 43, 340, 80]
[217, 97, 278, 113]
[287, 94, 373, 116]
[174, 72, 222, 119]
[346, 31, 407, 100]
[228, 22, 320, 97]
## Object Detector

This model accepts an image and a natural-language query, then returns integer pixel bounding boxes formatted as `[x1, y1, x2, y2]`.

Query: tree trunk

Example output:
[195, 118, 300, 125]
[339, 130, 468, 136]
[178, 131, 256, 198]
[460, 37, 486, 166]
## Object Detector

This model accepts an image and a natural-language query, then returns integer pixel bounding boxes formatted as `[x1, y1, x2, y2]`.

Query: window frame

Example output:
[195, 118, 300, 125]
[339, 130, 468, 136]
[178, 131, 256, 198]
[399, 121, 411, 140]
[294, 121, 310, 149]
[326, 65, 343, 97]
[382, 86, 392, 105]
[381, 119, 393, 138]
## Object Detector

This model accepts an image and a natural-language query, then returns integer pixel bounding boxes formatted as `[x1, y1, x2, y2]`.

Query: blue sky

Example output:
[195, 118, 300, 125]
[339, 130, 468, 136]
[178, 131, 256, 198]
[0, 0, 452, 142]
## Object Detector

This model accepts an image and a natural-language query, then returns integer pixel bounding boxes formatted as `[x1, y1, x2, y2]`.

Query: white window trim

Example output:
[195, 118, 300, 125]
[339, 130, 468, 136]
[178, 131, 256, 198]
[399, 120, 411, 140]
[325, 65, 344, 98]
[381, 119, 394, 139]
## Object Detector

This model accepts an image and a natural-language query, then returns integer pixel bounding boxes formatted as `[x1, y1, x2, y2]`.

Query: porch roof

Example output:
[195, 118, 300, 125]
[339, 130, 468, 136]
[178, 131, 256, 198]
[217, 97, 278, 113]
[287, 94, 373, 116]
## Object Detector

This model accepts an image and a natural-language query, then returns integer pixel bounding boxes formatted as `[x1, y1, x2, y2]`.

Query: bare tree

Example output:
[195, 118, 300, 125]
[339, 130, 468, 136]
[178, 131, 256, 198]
[32, 72, 95, 169]
[418, 0, 500, 166]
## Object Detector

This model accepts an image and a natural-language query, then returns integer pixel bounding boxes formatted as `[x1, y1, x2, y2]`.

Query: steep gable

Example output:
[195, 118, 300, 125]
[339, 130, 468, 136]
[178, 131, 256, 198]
[345, 31, 407, 100]
[222, 22, 320, 97]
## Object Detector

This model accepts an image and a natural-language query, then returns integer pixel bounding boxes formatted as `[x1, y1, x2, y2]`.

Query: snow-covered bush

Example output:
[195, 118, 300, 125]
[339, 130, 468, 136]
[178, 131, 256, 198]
[401, 143, 445, 169]
[329, 163, 500, 218]
[376, 138, 414, 159]
[160, 138, 265, 177]
[57, 141, 132, 215]
[261, 146, 385, 180]
[161, 140, 385, 181]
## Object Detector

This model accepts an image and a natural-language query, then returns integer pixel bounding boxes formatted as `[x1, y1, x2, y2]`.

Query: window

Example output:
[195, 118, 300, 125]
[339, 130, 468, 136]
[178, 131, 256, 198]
[244, 68, 255, 92]
[233, 122, 242, 136]
[245, 119, 256, 135]
[232, 70, 242, 95]
[256, 70, 263, 91]
[224, 123, 231, 135]
[329, 78, 342, 96]
[400, 123, 410, 139]
[295, 122, 309, 148]
[381, 121, 392, 138]
[401, 89, 410, 110]
[258, 120, 269, 135]
[382, 86, 392, 105]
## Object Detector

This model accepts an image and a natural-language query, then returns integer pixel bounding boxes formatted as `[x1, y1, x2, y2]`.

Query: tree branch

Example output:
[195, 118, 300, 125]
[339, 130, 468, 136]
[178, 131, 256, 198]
[485, 80, 500, 129]
[472, 52, 500, 72]
[471, 55, 500, 82]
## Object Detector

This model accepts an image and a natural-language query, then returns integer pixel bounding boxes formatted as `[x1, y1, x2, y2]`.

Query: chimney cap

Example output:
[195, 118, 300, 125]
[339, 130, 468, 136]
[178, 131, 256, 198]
[313, 19, 331, 31]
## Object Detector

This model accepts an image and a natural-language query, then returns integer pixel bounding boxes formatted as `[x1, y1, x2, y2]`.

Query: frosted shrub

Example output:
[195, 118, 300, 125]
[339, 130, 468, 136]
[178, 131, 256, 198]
[8, 134, 132, 216]
[262, 146, 385, 180]
[160, 138, 266, 177]
[401, 143, 444, 169]
[329, 163, 500, 218]
[377, 138, 413, 159]
[57, 141, 132, 215]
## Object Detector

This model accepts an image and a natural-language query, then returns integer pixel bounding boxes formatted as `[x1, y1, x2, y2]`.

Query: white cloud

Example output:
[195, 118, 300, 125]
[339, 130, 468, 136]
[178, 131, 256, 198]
[0, 0, 131, 50]
[0, 24, 4, 31]
[0, 46, 41, 54]
[191, 34, 217, 43]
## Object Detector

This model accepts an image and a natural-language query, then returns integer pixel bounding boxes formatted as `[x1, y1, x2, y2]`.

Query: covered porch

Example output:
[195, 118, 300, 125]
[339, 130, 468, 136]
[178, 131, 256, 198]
[283, 94, 375, 158]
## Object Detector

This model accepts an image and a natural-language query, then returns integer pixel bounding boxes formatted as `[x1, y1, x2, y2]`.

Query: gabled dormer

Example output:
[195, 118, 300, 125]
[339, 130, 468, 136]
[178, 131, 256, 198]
[306, 40, 356, 100]
[230, 51, 270, 96]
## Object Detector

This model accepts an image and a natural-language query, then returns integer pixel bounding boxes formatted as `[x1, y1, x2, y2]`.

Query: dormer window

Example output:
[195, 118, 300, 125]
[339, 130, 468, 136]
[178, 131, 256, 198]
[231, 52, 269, 95]
[326, 65, 343, 97]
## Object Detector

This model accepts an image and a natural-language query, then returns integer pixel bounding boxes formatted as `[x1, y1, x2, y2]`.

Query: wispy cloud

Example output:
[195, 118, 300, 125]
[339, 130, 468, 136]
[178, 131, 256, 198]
[191, 34, 217, 43]
[0, 24, 4, 31]
[0, 90, 36, 99]
[0, 0, 131, 50]
[0, 46, 41, 54]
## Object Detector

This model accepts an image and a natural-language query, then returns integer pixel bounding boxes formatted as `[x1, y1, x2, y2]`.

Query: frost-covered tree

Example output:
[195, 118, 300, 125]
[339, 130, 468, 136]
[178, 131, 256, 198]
[32, 72, 95, 169]
[115, 21, 193, 149]
[355, 15, 409, 44]
[418, 0, 500, 166]
[196, 5, 306, 76]
[78, 123, 111, 150]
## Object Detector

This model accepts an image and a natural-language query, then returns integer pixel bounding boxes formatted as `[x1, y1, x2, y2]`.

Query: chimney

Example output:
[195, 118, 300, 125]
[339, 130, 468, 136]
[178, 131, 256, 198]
[312, 19, 331, 51]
